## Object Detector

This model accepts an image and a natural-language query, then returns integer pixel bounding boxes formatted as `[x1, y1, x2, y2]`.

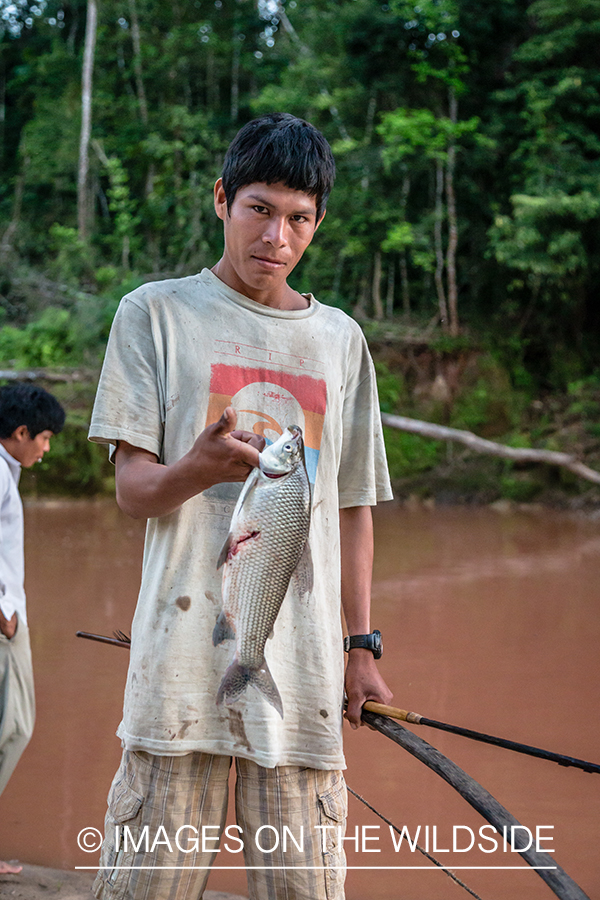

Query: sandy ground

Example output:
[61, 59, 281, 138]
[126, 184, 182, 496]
[0, 863, 247, 900]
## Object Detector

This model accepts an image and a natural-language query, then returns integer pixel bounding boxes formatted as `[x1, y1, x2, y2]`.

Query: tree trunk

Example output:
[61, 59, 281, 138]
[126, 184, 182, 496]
[372, 251, 383, 320]
[400, 173, 411, 316]
[353, 273, 369, 320]
[400, 252, 410, 316]
[332, 252, 344, 305]
[364, 95, 376, 143]
[77, 0, 98, 241]
[434, 157, 448, 331]
[0, 160, 27, 262]
[386, 261, 395, 319]
[207, 47, 218, 113]
[276, 3, 350, 141]
[446, 89, 459, 336]
[128, 0, 148, 125]
[0, 66, 5, 152]
[128, 0, 155, 198]
[231, 30, 241, 123]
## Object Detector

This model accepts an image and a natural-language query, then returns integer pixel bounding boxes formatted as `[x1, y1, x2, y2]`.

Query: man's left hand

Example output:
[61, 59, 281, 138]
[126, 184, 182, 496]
[0, 609, 18, 640]
[344, 648, 393, 729]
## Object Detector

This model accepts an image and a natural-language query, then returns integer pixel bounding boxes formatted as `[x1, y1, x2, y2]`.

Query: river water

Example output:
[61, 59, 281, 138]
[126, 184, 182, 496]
[1, 500, 598, 900]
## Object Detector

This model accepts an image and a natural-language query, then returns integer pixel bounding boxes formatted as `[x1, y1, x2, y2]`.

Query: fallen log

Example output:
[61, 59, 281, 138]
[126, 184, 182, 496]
[381, 413, 600, 486]
[0, 368, 94, 384]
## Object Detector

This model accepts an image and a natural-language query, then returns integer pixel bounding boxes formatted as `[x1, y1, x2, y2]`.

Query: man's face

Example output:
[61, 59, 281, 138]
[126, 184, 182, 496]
[213, 180, 324, 304]
[13, 428, 53, 468]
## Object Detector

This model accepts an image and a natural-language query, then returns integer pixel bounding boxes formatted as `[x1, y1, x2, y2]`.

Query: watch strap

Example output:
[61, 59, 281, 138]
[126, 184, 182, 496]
[343, 630, 382, 659]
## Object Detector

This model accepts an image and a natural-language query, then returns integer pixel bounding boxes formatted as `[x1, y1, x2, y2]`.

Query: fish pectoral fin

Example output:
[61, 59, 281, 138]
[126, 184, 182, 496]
[291, 539, 314, 601]
[236, 467, 260, 514]
[217, 533, 234, 570]
[212, 610, 236, 646]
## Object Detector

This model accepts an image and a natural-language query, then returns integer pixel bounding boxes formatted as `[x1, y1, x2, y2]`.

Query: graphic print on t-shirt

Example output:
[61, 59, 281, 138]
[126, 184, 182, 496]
[206, 340, 327, 485]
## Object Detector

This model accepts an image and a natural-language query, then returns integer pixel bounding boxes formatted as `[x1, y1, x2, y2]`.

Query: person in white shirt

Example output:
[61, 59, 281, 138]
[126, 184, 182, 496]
[0, 382, 65, 875]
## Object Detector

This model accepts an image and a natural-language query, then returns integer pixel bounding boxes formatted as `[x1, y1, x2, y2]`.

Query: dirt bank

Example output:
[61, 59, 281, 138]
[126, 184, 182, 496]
[0, 864, 247, 900]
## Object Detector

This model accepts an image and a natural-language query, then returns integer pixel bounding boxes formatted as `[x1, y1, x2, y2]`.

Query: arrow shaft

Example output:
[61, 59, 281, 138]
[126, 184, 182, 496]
[76, 631, 130, 648]
[363, 702, 600, 775]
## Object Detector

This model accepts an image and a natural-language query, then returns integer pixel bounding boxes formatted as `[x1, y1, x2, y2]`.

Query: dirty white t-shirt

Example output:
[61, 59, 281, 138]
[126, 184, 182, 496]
[89, 269, 392, 769]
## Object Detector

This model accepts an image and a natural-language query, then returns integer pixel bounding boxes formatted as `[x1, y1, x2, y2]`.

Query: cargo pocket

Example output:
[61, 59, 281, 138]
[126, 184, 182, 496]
[318, 776, 347, 900]
[94, 754, 146, 899]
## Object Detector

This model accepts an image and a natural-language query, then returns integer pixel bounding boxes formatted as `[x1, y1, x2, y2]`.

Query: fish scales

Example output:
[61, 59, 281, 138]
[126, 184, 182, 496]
[232, 468, 308, 668]
[213, 425, 311, 717]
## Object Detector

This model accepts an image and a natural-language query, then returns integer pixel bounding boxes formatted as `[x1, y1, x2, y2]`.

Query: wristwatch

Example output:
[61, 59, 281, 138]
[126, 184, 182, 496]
[343, 629, 383, 659]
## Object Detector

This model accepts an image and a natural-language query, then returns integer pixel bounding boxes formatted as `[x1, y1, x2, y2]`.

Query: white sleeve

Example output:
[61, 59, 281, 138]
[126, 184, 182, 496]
[337, 325, 393, 508]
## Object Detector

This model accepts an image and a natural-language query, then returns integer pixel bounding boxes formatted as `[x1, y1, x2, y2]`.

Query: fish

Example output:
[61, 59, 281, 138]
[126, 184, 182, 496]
[212, 425, 312, 717]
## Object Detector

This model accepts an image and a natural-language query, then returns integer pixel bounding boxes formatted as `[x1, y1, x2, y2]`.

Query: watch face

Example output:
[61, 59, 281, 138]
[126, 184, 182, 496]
[372, 629, 383, 658]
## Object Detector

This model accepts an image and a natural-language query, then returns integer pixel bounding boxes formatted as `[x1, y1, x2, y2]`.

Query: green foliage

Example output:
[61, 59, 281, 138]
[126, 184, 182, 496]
[1, 0, 600, 390]
[0, 307, 78, 366]
[566, 374, 600, 419]
[102, 156, 141, 265]
[499, 474, 543, 502]
[0, 289, 121, 368]
[374, 362, 408, 413]
[379, 106, 481, 166]
[490, 192, 600, 279]
[48, 224, 95, 283]
[383, 427, 442, 480]
[450, 355, 529, 436]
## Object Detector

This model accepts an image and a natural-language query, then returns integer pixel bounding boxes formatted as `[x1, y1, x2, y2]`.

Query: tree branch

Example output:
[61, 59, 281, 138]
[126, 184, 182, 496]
[381, 413, 600, 486]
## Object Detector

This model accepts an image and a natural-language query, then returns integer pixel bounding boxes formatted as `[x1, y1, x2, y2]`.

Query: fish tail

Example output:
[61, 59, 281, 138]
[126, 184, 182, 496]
[216, 658, 283, 718]
[212, 610, 236, 646]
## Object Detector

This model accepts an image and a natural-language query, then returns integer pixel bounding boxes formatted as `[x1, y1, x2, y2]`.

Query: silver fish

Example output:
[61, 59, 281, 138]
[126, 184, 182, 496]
[212, 425, 312, 717]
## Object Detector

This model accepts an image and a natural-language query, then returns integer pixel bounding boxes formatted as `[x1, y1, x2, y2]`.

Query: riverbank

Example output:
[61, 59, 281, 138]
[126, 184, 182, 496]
[4, 339, 600, 509]
[0, 864, 247, 900]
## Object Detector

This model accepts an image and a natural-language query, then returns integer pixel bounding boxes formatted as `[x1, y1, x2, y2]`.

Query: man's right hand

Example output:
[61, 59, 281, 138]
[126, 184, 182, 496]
[115, 407, 265, 519]
[0, 609, 17, 640]
[185, 406, 264, 484]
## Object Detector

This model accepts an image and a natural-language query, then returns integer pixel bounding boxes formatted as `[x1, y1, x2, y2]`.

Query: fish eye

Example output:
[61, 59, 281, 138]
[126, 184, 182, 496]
[284, 443, 293, 452]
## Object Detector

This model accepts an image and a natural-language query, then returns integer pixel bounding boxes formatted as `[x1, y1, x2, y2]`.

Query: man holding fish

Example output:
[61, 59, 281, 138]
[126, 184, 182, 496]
[90, 113, 393, 900]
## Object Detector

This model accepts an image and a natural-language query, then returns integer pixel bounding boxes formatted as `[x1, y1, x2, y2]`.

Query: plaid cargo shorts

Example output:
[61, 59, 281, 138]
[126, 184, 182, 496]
[92, 750, 347, 900]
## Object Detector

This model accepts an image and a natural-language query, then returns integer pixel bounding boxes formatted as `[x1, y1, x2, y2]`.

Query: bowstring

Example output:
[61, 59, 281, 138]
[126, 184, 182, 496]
[346, 785, 486, 900]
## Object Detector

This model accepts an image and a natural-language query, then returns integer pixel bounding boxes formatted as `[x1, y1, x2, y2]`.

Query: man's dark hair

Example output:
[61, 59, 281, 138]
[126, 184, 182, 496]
[0, 383, 66, 438]
[221, 113, 335, 222]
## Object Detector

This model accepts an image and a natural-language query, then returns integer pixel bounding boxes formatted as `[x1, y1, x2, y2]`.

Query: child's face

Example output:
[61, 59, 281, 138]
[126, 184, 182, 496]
[13, 428, 54, 468]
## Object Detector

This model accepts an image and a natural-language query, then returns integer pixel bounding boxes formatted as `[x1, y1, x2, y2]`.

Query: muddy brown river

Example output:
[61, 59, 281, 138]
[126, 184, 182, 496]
[1, 500, 598, 900]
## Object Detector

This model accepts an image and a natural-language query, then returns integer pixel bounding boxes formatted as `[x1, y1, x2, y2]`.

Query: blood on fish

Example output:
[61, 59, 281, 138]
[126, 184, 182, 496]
[228, 530, 260, 560]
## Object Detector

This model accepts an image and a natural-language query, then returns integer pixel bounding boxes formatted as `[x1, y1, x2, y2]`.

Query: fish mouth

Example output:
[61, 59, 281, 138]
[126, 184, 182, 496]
[258, 425, 304, 476]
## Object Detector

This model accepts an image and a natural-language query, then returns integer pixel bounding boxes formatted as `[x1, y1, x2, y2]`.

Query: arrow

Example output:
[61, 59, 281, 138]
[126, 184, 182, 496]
[362, 701, 600, 775]
[76, 630, 130, 648]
